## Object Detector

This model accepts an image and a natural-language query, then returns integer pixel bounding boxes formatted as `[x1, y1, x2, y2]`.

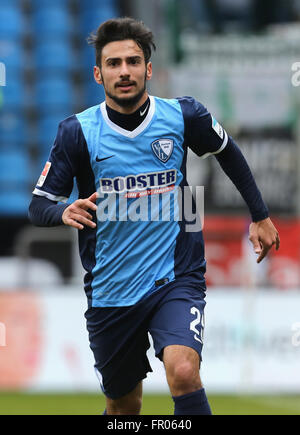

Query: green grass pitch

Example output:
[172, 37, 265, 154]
[0, 393, 299, 415]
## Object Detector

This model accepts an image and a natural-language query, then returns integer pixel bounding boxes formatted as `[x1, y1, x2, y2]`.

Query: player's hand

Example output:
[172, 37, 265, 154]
[62, 192, 98, 230]
[249, 217, 280, 264]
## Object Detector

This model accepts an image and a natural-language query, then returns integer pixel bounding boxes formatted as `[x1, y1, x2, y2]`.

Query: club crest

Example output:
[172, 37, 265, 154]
[151, 139, 174, 163]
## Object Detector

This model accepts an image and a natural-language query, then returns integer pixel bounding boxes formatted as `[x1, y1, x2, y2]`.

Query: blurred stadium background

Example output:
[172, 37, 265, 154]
[0, 0, 300, 415]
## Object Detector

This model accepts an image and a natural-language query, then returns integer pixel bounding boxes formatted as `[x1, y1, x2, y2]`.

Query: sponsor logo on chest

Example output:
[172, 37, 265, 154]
[99, 169, 177, 194]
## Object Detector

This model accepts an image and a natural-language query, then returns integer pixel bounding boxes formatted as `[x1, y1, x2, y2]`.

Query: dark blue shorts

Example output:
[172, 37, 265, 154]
[85, 279, 206, 399]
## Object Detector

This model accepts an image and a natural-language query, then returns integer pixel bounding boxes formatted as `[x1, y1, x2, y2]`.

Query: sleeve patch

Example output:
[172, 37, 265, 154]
[37, 161, 51, 187]
[212, 116, 224, 140]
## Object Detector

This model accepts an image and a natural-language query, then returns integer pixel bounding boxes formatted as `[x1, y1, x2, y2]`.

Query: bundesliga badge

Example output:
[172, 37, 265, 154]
[212, 116, 224, 140]
[37, 161, 51, 187]
[151, 138, 174, 163]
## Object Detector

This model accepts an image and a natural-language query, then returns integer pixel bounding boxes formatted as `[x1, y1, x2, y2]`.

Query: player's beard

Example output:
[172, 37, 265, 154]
[102, 72, 147, 109]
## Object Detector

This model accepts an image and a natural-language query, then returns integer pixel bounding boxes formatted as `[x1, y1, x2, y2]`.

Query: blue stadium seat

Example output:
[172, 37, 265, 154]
[37, 112, 69, 150]
[0, 150, 31, 186]
[0, 112, 26, 147]
[31, 0, 69, 9]
[1, 76, 25, 110]
[34, 39, 75, 73]
[0, 40, 24, 74]
[79, 0, 118, 11]
[35, 77, 73, 113]
[82, 44, 97, 70]
[83, 79, 105, 108]
[0, 189, 31, 216]
[32, 7, 72, 38]
[0, 7, 24, 40]
[81, 7, 118, 34]
[1, 0, 19, 5]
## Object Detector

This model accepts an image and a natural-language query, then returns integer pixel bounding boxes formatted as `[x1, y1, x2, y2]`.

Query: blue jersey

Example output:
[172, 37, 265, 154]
[33, 96, 228, 307]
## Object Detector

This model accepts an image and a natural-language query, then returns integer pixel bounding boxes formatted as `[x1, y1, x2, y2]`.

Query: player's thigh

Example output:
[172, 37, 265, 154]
[149, 285, 206, 362]
[85, 306, 152, 400]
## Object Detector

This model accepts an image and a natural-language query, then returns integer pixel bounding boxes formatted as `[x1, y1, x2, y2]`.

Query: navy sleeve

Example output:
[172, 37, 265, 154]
[178, 96, 268, 222]
[28, 195, 69, 227]
[215, 139, 269, 222]
[33, 115, 87, 202]
[177, 96, 228, 157]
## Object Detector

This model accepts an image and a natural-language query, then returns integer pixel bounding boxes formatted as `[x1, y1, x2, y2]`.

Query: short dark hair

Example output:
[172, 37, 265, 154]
[88, 17, 156, 67]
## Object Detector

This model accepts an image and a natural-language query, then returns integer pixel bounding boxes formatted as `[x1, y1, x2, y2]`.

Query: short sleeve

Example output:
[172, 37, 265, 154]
[177, 96, 228, 158]
[33, 115, 87, 202]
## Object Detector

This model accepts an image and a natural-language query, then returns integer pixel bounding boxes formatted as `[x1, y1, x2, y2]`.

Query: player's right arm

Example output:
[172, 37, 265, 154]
[28, 193, 98, 230]
[28, 116, 97, 231]
[61, 193, 98, 230]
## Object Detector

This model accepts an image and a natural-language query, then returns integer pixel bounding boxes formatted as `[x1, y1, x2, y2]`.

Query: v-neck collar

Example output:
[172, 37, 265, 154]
[100, 96, 155, 139]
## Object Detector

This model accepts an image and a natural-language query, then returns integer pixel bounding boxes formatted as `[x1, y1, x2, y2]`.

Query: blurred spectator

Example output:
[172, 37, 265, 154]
[183, 0, 213, 33]
[293, 0, 300, 19]
[183, 0, 252, 33]
[184, 0, 300, 34]
[252, 0, 295, 32]
[215, 0, 252, 32]
[118, 0, 135, 16]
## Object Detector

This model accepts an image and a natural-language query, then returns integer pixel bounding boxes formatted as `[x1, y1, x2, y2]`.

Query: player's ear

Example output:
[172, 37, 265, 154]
[94, 66, 103, 85]
[146, 62, 152, 81]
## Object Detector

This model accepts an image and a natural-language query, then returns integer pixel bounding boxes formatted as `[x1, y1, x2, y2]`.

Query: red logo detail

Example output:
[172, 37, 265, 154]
[42, 162, 51, 177]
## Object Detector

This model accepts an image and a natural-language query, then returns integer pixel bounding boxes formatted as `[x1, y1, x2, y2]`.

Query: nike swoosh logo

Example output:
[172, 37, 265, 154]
[96, 155, 115, 162]
[140, 103, 149, 117]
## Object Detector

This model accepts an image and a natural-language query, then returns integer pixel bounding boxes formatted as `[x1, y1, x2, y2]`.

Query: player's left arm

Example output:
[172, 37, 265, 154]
[215, 140, 280, 263]
[178, 96, 280, 262]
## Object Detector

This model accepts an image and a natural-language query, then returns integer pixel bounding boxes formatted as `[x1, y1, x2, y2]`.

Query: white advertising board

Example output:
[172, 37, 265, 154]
[0, 288, 299, 393]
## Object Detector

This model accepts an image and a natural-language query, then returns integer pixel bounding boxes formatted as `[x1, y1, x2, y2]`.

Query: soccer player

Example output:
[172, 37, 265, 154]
[28, 17, 280, 415]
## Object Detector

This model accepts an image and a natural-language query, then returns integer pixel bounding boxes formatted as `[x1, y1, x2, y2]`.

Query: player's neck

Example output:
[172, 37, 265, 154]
[106, 96, 150, 132]
[105, 92, 149, 115]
